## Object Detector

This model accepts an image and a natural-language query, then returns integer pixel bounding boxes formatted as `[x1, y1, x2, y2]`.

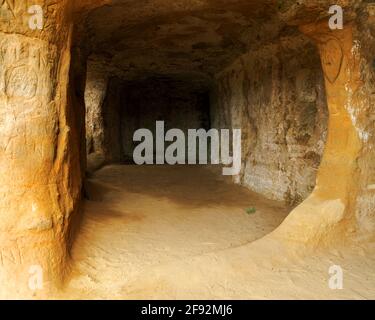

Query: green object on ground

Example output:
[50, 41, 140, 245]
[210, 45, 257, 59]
[246, 207, 257, 215]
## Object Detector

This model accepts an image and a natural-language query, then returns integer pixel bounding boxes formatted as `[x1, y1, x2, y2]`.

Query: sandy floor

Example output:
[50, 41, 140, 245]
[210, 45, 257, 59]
[61, 165, 375, 299]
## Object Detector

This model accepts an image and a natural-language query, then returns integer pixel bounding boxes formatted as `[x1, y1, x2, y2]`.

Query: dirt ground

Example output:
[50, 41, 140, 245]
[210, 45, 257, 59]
[60, 165, 375, 299]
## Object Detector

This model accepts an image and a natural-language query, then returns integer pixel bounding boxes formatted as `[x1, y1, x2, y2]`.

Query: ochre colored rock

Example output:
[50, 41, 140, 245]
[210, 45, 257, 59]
[0, 0, 374, 298]
[0, 0, 81, 298]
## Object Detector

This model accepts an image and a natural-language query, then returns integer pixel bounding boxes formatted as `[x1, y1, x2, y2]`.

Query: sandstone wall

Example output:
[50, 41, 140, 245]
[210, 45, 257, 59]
[349, 5, 375, 236]
[102, 77, 124, 163]
[85, 65, 108, 156]
[0, 0, 83, 297]
[270, 1, 375, 246]
[212, 32, 328, 205]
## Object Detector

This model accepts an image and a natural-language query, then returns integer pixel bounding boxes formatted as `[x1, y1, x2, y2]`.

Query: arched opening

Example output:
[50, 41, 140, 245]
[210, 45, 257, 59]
[0, 0, 374, 300]
[69, 1, 331, 298]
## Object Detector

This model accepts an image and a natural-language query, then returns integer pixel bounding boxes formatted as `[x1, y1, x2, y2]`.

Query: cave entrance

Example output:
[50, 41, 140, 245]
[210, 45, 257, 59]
[72, 0, 328, 293]
[86, 75, 212, 166]
[2, 0, 373, 300]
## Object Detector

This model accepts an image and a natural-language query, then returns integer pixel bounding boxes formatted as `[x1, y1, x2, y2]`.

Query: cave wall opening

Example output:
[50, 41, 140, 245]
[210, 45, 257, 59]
[84, 33, 329, 207]
[2, 0, 375, 298]
[120, 78, 211, 162]
[85, 75, 212, 165]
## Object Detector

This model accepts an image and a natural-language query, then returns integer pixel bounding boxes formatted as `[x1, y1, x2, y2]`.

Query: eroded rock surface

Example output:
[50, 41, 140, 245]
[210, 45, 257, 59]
[212, 32, 328, 205]
[0, 0, 81, 298]
[0, 0, 374, 299]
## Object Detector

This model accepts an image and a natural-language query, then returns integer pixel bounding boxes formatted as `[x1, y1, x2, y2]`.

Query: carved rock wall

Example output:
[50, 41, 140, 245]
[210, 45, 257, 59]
[0, 0, 374, 298]
[270, 2, 375, 246]
[85, 63, 108, 156]
[101, 77, 124, 163]
[351, 5, 375, 236]
[0, 0, 83, 298]
[212, 32, 328, 205]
